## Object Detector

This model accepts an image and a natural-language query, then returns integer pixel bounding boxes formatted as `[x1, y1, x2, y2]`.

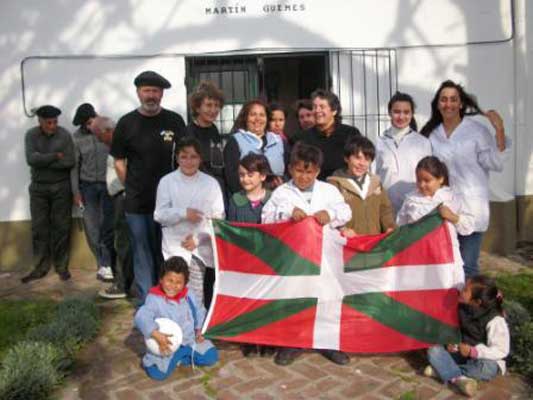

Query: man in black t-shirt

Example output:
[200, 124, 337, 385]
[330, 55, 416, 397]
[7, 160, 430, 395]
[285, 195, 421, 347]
[110, 71, 186, 301]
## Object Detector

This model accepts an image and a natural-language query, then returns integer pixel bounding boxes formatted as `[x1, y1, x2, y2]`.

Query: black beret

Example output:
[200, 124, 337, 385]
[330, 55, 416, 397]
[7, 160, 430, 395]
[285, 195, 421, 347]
[35, 105, 61, 119]
[72, 103, 97, 126]
[134, 71, 171, 89]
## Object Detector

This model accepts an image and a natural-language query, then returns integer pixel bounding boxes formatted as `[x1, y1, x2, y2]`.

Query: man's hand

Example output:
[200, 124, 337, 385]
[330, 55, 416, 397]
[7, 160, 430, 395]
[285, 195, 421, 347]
[341, 228, 357, 238]
[291, 207, 307, 222]
[73, 194, 83, 208]
[313, 210, 331, 226]
[56, 152, 64, 159]
[195, 329, 205, 343]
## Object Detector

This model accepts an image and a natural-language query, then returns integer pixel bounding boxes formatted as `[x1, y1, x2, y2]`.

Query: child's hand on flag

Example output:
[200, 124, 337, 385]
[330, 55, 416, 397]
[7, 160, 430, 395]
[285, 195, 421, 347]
[292, 207, 307, 222]
[313, 210, 331, 226]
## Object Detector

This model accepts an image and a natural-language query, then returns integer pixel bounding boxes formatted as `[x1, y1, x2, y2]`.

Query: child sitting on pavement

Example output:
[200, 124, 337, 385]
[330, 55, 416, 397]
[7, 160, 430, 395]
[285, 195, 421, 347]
[134, 256, 218, 380]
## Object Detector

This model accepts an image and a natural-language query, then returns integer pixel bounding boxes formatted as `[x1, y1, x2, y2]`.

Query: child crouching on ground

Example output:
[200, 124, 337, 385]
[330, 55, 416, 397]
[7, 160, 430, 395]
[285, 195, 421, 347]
[134, 256, 218, 380]
[262, 143, 352, 366]
[424, 275, 510, 397]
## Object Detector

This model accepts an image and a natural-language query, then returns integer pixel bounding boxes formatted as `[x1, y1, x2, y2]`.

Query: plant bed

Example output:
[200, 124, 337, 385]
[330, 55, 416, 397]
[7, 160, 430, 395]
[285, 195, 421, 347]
[0, 297, 100, 400]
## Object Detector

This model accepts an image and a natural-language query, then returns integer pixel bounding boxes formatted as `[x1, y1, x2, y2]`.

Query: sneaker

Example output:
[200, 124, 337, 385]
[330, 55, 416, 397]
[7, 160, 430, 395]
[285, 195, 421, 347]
[97, 266, 114, 282]
[318, 349, 350, 365]
[454, 376, 478, 397]
[423, 365, 437, 378]
[99, 284, 127, 299]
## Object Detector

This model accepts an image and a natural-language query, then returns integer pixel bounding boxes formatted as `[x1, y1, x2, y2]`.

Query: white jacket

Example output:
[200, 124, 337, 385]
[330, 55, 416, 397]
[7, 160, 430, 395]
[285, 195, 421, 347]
[262, 180, 352, 228]
[396, 187, 475, 236]
[375, 128, 432, 213]
[154, 169, 225, 267]
[475, 316, 510, 375]
[430, 118, 510, 232]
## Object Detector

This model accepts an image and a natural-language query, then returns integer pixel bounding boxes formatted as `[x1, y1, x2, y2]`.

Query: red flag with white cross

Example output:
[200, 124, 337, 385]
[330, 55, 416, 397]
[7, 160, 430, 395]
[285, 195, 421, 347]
[203, 212, 463, 352]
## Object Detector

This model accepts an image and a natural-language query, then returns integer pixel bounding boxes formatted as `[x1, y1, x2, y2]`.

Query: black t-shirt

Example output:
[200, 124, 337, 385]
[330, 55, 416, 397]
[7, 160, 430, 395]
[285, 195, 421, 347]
[110, 109, 186, 213]
[185, 122, 224, 178]
[292, 123, 361, 180]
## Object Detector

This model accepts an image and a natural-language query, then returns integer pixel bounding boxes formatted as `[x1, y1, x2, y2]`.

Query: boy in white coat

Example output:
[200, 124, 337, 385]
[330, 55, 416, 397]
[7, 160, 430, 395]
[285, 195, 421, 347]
[262, 143, 352, 366]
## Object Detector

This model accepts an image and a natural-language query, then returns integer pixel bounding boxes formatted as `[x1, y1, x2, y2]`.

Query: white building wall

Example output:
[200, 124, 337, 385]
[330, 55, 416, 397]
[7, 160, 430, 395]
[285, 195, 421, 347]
[0, 0, 524, 223]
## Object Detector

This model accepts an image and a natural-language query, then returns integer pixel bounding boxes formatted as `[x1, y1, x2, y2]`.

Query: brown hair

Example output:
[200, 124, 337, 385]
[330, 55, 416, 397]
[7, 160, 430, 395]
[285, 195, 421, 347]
[188, 81, 225, 118]
[416, 156, 450, 186]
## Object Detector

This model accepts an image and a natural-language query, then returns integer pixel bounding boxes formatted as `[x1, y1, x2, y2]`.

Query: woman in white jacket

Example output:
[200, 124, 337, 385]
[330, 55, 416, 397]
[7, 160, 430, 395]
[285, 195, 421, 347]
[420, 80, 509, 278]
[154, 137, 225, 308]
[375, 92, 432, 214]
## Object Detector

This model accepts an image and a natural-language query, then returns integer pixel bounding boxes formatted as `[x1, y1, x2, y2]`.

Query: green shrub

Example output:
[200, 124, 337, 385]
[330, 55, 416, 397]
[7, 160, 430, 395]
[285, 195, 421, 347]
[504, 300, 531, 339]
[0, 300, 56, 356]
[26, 297, 100, 359]
[509, 321, 533, 381]
[0, 341, 63, 400]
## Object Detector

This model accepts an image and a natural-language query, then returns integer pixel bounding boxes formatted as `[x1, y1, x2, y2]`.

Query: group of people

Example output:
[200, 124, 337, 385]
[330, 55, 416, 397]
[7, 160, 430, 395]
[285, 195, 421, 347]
[23, 70, 510, 396]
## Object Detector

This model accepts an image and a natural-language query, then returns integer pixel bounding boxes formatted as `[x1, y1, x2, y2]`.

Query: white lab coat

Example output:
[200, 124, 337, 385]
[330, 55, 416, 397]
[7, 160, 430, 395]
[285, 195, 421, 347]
[375, 128, 432, 213]
[429, 117, 510, 232]
[262, 180, 352, 228]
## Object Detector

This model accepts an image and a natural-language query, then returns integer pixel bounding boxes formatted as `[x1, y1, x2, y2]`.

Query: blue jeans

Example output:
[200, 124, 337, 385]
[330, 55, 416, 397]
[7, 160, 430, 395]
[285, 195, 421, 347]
[125, 213, 162, 302]
[145, 345, 219, 380]
[458, 232, 484, 278]
[427, 345, 499, 383]
[80, 181, 114, 268]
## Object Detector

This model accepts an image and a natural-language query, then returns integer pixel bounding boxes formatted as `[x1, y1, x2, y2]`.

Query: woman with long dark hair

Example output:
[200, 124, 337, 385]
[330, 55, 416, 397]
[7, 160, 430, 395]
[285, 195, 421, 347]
[420, 80, 509, 278]
[223, 99, 288, 195]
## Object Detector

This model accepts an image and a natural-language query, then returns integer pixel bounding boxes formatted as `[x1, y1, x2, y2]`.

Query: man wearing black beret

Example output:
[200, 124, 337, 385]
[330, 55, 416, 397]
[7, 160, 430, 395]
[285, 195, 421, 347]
[22, 105, 75, 283]
[110, 70, 186, 302]
[70, 103, 115, 283]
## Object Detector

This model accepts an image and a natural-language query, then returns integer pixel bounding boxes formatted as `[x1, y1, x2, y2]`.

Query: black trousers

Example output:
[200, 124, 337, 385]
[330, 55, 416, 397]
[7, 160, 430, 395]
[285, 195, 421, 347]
[29, 180, 72, 275]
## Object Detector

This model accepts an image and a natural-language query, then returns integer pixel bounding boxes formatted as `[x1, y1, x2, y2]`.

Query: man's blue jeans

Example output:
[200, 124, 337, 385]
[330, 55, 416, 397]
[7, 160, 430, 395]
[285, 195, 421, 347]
[427, 345, 499, 383]
[125, 213, 162, 301]
[80, 181, 114, 268]
[458, 232, 484, 278]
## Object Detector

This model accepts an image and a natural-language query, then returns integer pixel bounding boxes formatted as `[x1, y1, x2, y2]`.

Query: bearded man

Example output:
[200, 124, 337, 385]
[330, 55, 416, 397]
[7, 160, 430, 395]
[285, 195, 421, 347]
[110, 71, 186, 301]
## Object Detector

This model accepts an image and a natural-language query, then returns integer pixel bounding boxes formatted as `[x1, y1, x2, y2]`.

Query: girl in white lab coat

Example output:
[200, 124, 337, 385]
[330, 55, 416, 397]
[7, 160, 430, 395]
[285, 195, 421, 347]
[420, 80, 509, 278]
[375, 92, 432, 214]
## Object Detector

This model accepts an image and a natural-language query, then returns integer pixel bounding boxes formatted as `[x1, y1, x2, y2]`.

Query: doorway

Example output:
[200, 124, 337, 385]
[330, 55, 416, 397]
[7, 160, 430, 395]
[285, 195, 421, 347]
[186, 53, 328, 136]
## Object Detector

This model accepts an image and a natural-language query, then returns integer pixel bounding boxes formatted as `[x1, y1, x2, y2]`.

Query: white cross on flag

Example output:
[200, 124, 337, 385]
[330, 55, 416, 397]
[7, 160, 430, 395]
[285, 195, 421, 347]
[203, 212, 463, 353]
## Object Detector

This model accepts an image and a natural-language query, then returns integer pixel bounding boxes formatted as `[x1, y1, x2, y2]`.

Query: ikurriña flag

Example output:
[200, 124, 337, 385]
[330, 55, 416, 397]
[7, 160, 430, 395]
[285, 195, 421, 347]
[203, 211, 463, 353]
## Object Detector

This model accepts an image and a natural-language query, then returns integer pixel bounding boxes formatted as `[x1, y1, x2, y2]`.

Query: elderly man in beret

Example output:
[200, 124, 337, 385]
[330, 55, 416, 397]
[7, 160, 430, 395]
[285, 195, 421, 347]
[22, 105, 75, 283]
[70, 103, 115, 283]
[110, 70, 186, 302]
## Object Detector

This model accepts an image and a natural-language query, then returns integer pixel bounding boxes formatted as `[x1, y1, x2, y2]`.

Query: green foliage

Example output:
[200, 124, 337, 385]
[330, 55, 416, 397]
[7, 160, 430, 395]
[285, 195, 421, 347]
[0, 297, 100, 400]
[0, 341, 63, 400]
[494, 273, 533, 315]
[26, 297, 100, 358]
[504, 300, 531, 339]
[0, 300, 55, 356]
[509, 321, 533, 381]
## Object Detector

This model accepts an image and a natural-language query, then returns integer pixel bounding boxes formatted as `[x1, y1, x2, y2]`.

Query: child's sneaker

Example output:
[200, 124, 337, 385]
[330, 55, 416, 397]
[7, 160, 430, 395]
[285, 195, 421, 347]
[453, 376, 477, 397]
[423, 365, 437, 378]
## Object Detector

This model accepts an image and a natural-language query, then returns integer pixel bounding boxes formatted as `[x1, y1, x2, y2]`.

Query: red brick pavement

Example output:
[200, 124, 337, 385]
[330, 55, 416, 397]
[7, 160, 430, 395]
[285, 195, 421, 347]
[0, 267, 531, 399]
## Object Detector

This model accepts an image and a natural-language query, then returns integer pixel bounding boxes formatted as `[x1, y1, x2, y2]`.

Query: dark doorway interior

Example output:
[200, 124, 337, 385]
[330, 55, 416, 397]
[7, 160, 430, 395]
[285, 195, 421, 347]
[186, 53, 328, 136]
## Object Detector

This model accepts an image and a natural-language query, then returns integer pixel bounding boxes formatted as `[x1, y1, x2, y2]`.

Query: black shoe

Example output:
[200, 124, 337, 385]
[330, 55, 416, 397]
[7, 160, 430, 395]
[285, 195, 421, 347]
[260, 346, 276, 357]
[319, 350, 350, 365]
[274, 348, 303, 366]
[21, 271, 46, 284]
[58, 271, 71, 281]
[241, 344, 258, 357]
